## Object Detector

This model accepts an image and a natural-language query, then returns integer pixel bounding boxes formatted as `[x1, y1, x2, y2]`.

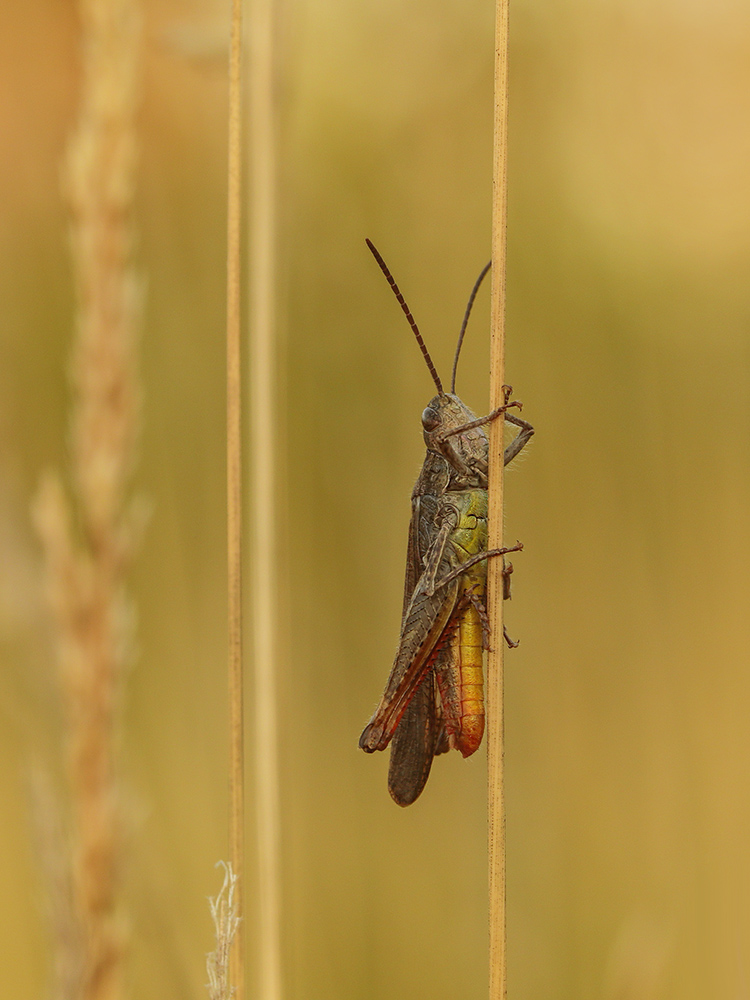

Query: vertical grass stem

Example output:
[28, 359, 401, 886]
[248, 0, 283, 998]
[226, 1, 245, 998]
[487, 0, 511, 997]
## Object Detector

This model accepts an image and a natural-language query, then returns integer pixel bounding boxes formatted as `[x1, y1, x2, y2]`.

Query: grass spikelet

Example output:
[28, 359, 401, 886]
[32, 1, 142, 998]
[206, 862, 241, 1000]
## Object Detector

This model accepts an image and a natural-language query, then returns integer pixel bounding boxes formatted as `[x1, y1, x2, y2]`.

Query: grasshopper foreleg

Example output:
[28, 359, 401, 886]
[435, 384, 534, 468]
[504, 413, 535, 467]
[436, 398, 522, 444]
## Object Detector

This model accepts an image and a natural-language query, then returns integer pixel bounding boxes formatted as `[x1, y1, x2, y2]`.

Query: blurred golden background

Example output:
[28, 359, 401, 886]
[2, 0, 750, 998]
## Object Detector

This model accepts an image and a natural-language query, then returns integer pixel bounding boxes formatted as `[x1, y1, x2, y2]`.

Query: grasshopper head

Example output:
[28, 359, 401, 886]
[422, 393, 488, 488]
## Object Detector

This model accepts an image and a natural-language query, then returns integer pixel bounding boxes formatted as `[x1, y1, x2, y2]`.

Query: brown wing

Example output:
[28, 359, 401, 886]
[360, 454, 452, 805]
[360, 489, 461, 809]
[358, 575, 458, 752]
[381, 492, 442, 805]
[387, 670, 443, 806]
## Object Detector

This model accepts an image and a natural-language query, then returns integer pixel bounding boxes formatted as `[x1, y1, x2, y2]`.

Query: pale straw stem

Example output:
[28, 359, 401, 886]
[248, 0, 283, 997]
[226, 1, 246, 999]
[487, 0, 511, 997]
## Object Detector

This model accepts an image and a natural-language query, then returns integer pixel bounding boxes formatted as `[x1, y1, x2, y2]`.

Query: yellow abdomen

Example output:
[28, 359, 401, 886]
[453, 598, 484, 756]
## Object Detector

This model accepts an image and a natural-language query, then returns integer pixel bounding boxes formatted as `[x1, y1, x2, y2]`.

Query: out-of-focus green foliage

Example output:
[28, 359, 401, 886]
[1, 1, 750, 998]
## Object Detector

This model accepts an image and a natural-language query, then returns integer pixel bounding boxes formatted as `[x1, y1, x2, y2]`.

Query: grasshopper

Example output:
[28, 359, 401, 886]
[359, 240, 534, 806]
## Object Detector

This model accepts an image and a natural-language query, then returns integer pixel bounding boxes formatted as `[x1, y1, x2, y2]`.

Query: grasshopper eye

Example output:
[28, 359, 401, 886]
[421, 406, 440, 431]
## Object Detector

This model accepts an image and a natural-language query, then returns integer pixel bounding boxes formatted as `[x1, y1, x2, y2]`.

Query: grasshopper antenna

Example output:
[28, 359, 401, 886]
[450, 260, 491, 394]
[366, 238, 443, 395]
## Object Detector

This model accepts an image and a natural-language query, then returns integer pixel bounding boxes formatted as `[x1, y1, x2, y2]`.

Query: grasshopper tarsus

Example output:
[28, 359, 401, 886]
[502, 560, 514, 601]
[484, 541, 524, 563]
[503, 627, 520, 649]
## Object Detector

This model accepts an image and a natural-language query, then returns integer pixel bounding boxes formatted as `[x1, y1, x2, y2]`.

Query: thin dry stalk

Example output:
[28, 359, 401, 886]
[226, 1, 246, 999]
[248, 0, 283, 997]
[487, 0, 511, 997]
[206, 862, 241, 1000]
[33, 2, 141, 999]
[29, 770, 85, 1000]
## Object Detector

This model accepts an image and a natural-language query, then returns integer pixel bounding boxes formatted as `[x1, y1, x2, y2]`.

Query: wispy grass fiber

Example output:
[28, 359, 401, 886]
[206, 862, 241, 1000]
